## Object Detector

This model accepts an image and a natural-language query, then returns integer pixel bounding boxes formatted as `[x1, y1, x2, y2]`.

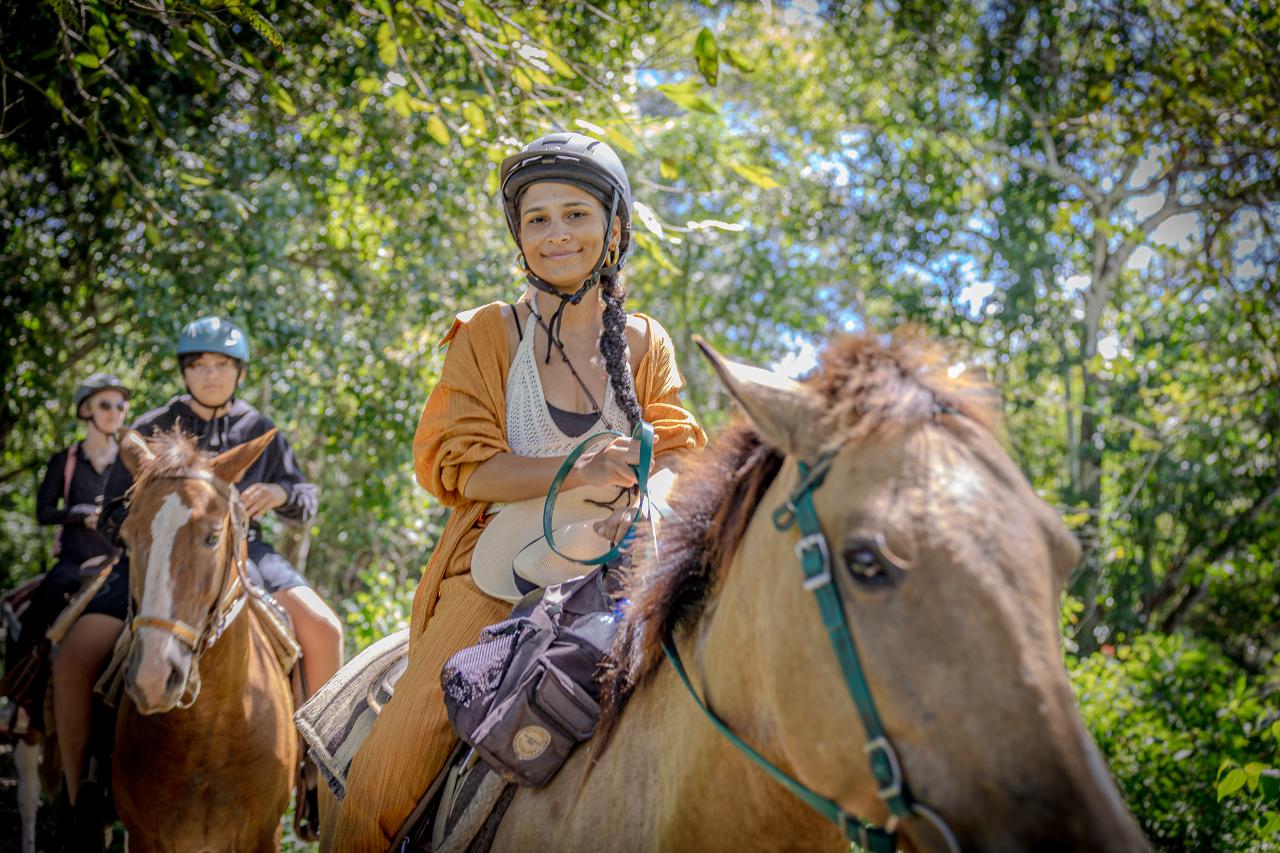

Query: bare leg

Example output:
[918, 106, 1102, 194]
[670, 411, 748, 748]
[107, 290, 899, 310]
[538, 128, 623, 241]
[16, 737, 40, 853]
[51, 614, 122, 804]
[272, 587, 343, 697]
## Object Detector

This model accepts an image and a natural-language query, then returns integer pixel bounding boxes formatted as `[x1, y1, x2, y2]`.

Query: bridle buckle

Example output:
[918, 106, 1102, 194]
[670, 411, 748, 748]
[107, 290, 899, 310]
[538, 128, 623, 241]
[864, 735, 905, 801]
[795, 533, 832, 590]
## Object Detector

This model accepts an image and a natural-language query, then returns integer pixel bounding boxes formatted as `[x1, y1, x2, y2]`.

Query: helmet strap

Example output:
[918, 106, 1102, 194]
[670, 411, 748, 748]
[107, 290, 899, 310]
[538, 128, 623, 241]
[86, 411, 115, 440]
[185, 382, 237, 414]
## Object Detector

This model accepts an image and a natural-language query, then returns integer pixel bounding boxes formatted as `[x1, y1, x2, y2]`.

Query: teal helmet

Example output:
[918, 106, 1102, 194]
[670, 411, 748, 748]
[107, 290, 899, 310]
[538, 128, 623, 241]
[177, 316, 249, 364]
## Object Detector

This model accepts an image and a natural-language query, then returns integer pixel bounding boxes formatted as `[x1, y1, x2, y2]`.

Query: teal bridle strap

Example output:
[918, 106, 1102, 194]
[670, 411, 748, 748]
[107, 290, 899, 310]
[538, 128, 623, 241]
[661, 639, 898, 853]
[770, 455, 914, 822]
[543, 420, 654, 566]
[664, 450, 962, 852]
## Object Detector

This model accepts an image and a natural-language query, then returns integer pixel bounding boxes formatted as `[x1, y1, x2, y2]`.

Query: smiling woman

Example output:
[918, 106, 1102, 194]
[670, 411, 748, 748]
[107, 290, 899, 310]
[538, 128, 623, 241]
[332, 132, 707, 850]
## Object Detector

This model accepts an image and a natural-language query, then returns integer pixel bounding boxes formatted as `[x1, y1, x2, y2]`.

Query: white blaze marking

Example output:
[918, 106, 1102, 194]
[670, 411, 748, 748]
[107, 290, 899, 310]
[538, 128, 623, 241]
[141, 492, 193, 620]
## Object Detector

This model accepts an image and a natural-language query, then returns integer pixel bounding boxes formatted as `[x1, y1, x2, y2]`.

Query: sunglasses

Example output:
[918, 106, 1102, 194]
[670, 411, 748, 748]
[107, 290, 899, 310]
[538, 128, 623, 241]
[96, 400, 128, 412]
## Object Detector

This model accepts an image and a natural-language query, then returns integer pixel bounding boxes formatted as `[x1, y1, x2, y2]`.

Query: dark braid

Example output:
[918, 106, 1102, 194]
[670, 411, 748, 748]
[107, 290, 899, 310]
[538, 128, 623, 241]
[599, 271, 643, 430]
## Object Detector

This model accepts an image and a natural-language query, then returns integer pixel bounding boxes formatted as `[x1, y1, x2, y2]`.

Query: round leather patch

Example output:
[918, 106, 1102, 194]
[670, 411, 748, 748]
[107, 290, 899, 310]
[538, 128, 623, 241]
[513, 725, 552, 761]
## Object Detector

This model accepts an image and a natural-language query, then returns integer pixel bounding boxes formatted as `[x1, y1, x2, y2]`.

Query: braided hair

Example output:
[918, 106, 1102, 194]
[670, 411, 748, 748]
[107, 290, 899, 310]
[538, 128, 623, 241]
[598, 271, 643, 431]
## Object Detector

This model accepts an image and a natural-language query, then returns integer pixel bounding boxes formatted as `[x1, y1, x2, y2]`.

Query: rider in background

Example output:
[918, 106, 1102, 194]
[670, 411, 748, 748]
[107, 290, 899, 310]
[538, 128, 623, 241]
[0, 374, 129, 734]
[50, 317, 344, 805]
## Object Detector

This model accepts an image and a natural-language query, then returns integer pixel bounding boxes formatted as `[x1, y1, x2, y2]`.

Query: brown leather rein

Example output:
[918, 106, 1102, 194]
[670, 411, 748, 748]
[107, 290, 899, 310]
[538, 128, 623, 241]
[127, 470, 251, 708]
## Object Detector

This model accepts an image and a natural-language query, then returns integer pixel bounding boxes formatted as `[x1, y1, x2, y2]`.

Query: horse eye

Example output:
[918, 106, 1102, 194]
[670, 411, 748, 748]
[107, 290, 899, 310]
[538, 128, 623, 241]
[205, 532, 220, 548]
[842, 539, 898, 588]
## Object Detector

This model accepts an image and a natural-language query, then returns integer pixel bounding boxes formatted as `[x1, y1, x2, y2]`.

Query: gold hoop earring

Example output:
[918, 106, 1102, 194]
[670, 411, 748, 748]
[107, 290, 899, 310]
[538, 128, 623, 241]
[605, 245, 619, 267]
[517, 252, 531, 273]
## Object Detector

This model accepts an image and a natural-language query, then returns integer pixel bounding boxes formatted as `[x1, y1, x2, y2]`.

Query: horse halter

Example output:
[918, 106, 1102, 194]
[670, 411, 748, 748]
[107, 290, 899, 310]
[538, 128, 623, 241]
[663, 448, 962, 853]
[128, 470, 250, 709]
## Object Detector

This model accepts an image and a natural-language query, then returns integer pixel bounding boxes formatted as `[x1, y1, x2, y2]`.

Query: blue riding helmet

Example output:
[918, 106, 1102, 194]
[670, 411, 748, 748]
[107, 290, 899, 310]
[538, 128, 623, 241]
[177, 316, 250, 364]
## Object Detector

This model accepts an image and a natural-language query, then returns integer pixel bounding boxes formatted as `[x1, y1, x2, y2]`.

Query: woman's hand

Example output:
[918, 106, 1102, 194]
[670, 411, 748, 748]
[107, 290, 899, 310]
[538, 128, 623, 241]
[573, 436, 649, 490]
[594, 504, 648, 545]
[241, 483, 288, 519]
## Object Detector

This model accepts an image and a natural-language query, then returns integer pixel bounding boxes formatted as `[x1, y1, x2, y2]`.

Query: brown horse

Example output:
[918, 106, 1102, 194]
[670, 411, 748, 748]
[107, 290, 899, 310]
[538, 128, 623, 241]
[112, 429, 297, 851]
[486, 334, 1149, 852]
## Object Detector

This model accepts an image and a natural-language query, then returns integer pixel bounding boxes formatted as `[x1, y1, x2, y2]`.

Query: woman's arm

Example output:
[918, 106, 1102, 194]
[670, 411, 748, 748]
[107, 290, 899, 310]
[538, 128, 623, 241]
[462, 434, 650, 503]
[35, 450, 80, 527]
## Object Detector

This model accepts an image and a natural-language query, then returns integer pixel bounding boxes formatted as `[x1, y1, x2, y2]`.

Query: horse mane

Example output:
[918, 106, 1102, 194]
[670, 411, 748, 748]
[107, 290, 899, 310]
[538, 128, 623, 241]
[594, 330, 1003, 750]
[126, 428, 210, 501]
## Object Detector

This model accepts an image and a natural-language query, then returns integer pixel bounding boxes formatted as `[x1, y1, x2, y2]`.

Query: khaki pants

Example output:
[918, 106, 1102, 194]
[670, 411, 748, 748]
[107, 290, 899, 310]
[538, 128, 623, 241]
[333, 574, 509, 852]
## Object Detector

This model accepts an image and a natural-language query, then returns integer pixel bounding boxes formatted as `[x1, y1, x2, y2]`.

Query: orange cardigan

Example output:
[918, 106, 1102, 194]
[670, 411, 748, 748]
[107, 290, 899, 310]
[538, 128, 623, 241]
[407, 301, 706, 641]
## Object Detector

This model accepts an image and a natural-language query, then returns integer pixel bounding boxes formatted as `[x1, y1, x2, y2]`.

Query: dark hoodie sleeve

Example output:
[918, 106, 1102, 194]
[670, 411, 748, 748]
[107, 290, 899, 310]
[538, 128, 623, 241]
[97, 453, 135, 545]
[36, 449, 73, 526]
[266, 430, 318, 526]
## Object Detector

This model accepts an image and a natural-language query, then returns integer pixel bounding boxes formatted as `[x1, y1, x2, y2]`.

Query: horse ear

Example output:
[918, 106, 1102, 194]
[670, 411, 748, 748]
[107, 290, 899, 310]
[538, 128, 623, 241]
[210, 428, 278, 485]
[119, 430, 155, 477]
[694, 337, 829, 458]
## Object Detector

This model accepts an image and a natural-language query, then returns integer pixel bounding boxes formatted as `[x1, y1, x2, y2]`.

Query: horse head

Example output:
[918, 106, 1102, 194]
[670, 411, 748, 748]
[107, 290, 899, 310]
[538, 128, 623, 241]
[603, 333, 1148, 852]
[117, 427, 276, 714]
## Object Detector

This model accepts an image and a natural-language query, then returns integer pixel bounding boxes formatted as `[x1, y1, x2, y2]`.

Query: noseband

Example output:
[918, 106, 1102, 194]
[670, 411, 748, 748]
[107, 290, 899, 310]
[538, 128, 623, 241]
[663, 448, 962, 853]
[127, 470, 250, 708]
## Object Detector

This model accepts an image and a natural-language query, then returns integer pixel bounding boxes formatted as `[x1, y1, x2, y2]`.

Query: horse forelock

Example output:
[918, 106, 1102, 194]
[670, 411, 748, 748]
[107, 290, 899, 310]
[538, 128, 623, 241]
[596, 330, 1003, 749]
[126, 428, 212, 506]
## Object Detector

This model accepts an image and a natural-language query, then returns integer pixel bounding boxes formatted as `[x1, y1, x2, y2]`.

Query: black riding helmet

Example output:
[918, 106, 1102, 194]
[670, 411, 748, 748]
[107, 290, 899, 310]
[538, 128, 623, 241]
[73, 373, 131, 418]
[500, 132, 633, 298]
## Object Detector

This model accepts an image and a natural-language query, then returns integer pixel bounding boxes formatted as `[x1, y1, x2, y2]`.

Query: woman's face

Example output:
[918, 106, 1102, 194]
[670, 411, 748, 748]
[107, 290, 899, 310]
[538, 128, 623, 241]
[517, 182, 620, 290]
[83, 389, 128, 432]
[182, 352, 242, 407]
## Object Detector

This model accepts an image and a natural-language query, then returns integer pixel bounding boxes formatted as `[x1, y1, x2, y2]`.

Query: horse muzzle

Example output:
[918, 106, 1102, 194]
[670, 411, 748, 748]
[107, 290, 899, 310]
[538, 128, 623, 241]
[125, 633, 193, 714]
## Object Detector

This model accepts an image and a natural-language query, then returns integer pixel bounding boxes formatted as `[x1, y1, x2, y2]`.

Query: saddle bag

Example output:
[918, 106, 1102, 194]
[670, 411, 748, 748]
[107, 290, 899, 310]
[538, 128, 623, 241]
[441, 569, 620, 788]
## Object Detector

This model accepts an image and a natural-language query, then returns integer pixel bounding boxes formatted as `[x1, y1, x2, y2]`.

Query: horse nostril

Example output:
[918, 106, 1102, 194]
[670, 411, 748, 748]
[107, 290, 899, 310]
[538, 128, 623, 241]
[166, 664, 185, 696]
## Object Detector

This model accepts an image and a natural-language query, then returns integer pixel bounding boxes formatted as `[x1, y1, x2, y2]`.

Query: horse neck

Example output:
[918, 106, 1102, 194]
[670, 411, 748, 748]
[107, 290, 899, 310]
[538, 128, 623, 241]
[517, 610, 844, 850]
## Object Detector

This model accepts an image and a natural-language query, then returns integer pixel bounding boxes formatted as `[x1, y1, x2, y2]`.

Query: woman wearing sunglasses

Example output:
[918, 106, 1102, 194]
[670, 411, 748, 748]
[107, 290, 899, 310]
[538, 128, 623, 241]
[2, 374, 130, 733]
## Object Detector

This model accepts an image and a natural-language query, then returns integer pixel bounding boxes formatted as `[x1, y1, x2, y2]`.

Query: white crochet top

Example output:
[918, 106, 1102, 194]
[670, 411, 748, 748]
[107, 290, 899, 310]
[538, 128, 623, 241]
[505, 310, 629, 457]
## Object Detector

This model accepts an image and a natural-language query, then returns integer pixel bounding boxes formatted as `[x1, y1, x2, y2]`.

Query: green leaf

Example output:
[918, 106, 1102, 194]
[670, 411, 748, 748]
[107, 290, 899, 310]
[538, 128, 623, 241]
[271, 85, 297, 117]
[605, 126, 638, 156]
[358, 77, 384, 94]
[723, 47, 754, 72]
[462, 102, 487, 136]
[377, 22, 398, 65]
[1062, 511, 1091, 529]
[542, 46, 577, 79]
[512, 68, 535, 92]
[386, 89, 412, 117]
[634, 232, 680, 274]
[1218, 768, 1248, 800]
[426, 114, 450, 145]
[87, 24, 110, 58]
[227, 3, 284, 51]
[659, 158, 679, 181]
[74, 53, 100, 69]
[656, 81, 718, 114]
[694, 27, 719, 87]
[730, 161, 780, 189]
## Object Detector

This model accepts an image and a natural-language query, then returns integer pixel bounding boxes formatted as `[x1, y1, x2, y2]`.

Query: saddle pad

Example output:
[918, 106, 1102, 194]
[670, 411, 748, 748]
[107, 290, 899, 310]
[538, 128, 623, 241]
[437, 761, 515, 853]
[294, 628, 410, 798]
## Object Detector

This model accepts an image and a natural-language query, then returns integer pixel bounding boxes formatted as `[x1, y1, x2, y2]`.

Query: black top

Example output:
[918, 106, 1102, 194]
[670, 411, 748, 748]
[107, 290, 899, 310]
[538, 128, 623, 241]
[101, 396, 319, 545]
[546, 403, 599, 438]
[36, 443, 115, 564]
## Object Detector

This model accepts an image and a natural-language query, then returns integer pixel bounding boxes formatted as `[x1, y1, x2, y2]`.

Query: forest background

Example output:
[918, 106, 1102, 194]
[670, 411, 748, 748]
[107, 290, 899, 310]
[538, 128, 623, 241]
[1, 0, 1277, 849]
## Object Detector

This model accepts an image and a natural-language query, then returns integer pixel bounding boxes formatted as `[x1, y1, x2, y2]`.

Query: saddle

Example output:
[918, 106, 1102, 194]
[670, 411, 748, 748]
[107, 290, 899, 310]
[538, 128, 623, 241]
[297, 569, 622, 853]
